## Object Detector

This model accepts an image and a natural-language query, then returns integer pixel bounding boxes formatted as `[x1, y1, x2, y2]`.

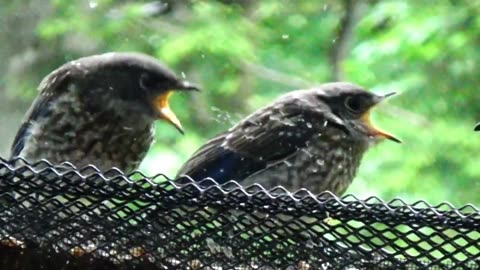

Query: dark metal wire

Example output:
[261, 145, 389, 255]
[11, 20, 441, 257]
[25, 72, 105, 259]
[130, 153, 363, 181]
[0, 157, 479, 270]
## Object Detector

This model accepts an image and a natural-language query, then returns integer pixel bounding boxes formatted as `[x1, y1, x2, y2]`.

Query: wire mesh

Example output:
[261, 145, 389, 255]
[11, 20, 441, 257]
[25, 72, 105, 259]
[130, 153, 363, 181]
[0, 157, 479, 270]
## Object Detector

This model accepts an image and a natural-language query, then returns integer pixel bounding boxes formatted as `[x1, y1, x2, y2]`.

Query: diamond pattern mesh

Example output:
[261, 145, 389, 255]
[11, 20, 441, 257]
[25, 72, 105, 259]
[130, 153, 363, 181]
[0, 157, 479, 270]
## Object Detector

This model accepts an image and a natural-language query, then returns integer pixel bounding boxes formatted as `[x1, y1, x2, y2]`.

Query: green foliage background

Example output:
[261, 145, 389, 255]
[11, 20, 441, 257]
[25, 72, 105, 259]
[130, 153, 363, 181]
[1, 0, 479, 206]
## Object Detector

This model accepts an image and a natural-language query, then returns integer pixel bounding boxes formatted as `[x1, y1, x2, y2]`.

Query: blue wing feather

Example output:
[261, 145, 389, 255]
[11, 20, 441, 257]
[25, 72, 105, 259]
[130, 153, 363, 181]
[178, 147, 265, 184]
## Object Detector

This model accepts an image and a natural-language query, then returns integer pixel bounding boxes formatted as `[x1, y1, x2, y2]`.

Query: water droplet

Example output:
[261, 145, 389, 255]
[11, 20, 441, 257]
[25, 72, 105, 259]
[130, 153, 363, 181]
[306, 122, 312, 128]
[282, 34, 289, 39]
[89, 1, 98, 8]
[323, 121, 328, 127]
[219, 168, 224, 173]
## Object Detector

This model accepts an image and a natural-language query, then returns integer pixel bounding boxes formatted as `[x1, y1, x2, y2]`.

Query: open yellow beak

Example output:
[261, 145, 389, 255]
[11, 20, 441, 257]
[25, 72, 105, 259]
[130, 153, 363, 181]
[154, 91, 184, 134]
[360, 109, 401, 143]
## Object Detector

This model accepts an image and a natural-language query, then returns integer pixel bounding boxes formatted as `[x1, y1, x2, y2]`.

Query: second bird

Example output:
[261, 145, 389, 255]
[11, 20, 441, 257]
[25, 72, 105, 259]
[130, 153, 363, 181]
[10, 52, 199, 172]
[177, 82, 400, 195]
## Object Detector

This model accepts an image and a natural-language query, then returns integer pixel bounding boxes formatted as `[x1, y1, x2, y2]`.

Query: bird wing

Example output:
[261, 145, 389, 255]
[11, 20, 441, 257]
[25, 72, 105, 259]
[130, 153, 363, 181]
[177, 101, 346, 184]
[10, 67, 72, 158]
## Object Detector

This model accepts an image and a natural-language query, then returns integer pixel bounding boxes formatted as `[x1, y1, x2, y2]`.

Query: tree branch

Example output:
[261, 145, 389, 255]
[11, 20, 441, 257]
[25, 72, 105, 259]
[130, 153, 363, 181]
[330, 0, 361, 81]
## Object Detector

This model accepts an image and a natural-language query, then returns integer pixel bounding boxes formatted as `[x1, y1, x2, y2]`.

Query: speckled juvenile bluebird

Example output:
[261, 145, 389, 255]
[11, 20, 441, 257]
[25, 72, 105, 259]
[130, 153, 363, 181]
[10, 52, 199, 173]
[177, 82, 400, 195]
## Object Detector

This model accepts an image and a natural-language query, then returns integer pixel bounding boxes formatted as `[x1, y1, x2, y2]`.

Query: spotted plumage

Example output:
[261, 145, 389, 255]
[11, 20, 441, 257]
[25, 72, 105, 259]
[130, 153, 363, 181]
[11, 52, 199, 172]
[177, 82, 399, 195]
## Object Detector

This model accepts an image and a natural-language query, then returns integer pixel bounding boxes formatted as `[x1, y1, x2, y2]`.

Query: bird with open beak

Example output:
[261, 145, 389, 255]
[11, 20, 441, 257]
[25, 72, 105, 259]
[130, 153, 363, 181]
[10, 52, 199, 172]
[177, 82, 399, 195]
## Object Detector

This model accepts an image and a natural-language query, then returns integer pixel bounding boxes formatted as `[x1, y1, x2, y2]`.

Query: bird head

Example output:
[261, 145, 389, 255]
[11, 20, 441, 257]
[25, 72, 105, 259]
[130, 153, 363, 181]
[312, 82, 400, 144]
[64, 52, 199, 134]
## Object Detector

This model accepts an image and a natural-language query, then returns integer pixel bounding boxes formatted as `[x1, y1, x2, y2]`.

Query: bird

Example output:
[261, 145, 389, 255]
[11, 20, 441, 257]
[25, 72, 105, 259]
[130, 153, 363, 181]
[176, 82, 400, 195]
[9, 52, 199, 173]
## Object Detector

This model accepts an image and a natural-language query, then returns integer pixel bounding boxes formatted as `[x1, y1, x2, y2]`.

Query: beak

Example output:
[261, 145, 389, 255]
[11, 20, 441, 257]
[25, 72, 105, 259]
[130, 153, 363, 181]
[361, 92, 401, 143]
[152, 80, 200, 135]
[153, 91, 184, 134]
[475, 123, 480, 131]
[176, 80, 201, 92]
[381, 92, 397, 99]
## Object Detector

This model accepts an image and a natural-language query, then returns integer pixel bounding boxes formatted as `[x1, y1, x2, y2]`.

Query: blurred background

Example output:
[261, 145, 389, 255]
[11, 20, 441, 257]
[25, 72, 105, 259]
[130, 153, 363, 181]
[0, 0, 479, 206]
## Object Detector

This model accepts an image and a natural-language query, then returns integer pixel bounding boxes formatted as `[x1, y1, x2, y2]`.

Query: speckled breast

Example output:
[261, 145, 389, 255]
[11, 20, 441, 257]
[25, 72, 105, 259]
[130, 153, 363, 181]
[242, 128, 369, 195]
[17, 93, 155, 173]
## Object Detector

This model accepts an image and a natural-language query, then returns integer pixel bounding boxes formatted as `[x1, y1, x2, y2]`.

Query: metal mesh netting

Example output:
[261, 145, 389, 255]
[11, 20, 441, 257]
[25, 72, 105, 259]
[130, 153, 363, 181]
[0, 157, 479, 270]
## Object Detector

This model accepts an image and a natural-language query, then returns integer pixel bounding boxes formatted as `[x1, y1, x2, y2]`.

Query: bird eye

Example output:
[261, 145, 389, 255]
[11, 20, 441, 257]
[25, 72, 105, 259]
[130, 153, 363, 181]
[344, 96, 363, 113]
[139, 73, 156, 90]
